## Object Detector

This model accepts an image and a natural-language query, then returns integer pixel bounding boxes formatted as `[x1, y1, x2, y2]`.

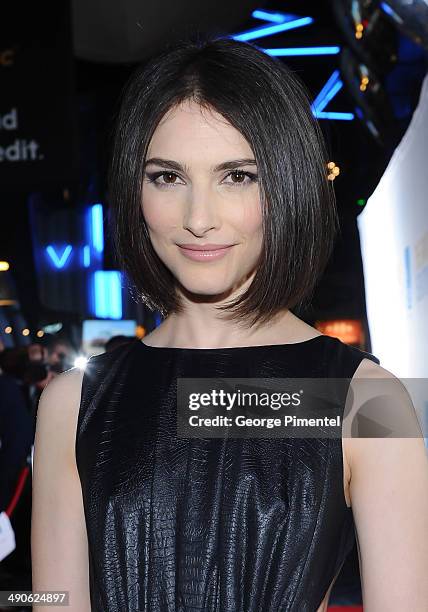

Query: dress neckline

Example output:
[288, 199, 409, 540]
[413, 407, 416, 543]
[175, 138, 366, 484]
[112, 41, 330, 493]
[138, 334, 329, 352]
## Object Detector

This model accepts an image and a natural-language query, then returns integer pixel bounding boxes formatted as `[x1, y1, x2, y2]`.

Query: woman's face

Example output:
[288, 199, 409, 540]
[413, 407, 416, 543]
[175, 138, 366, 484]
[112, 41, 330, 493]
[141, 99, 263, 300]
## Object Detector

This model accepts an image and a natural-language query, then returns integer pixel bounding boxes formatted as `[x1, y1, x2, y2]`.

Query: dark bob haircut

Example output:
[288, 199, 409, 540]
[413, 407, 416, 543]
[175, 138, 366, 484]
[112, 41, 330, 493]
[108, 34, 339, 329]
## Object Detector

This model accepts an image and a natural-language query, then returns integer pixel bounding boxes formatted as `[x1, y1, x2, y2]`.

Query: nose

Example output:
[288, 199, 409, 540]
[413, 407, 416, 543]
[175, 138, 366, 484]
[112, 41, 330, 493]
[182, 189, 221, 236]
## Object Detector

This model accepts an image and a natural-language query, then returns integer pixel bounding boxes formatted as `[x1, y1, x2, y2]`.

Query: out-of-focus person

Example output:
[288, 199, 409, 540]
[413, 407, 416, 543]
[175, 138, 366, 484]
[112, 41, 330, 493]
[104, 335, 135, 352]
[0, 370, 33, 511]
[0, 360, 34, 598]
[39, 334, 73, 374]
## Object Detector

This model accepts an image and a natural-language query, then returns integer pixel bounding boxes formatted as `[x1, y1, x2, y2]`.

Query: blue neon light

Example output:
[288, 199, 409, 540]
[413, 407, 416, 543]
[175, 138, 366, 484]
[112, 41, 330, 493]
[91, 204, 104, 253]
[232, 17, 313, 42]
[109, 273, 122, 319]
[312, 70, 341, 112]
[263, 46, 340, 56]
[314, 111, 354, 120]
[380, 2, 403, 23]
[310, 71, 353, 119]
[313, 81, 343, 113]
[83, 245, 91, 268]
[94, 272, 107, 318]
[231, 9, 352, 122]
[46, 245, 73, 269]
[251, 10, 298, 24]
[94, 270, 122, 319]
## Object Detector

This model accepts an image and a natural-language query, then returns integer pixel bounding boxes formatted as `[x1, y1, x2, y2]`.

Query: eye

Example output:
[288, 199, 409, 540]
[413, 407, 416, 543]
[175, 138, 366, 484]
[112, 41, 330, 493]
[223, 169, 258, 187]
[145, 171, 184, 188]
[144, 169, 258, 189]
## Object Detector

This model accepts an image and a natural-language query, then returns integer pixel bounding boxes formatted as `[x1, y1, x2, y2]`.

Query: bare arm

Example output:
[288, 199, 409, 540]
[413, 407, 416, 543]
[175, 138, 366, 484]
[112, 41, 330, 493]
[347, 359, 428, 610]
[31, 367, 91, 611]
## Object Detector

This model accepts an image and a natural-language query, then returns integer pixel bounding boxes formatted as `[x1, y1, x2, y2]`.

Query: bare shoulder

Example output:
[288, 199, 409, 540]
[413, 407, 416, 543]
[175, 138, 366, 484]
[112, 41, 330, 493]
[343, 357, 425, 502]
[344, 356, 427, 496]
[36, 367, 86, 465]
[32, 366, 92, 610]
[40, 365, 86, 399]
[352, 356, 396, 380]
[38, 366, 85, 410]
[346, 356, 423, 441]
[341, 359, 428, 608]
[343, 358, 388, 467]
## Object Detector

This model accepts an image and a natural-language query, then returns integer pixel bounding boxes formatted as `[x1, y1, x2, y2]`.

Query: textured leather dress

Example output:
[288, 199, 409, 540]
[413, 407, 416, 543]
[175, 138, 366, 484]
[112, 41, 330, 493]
[75, 335, 380, 611]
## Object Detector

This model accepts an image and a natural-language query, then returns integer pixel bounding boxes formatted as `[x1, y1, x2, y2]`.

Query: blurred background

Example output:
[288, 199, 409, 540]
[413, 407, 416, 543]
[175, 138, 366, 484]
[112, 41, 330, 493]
[1, 1, 428, 609]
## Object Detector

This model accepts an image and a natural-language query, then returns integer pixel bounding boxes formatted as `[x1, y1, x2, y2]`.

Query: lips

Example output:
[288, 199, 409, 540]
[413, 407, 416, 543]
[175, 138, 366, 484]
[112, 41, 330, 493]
[177, 244, 234, 262]
[177, 244, 233, 251]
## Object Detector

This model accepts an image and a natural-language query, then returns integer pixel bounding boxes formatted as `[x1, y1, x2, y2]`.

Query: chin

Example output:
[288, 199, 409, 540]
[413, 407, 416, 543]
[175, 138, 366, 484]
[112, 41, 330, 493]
[176, 272, 240, 299]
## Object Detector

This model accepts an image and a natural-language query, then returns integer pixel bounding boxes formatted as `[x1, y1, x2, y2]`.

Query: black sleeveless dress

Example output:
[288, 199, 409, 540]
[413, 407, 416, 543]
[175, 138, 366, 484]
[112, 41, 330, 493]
[75, 335, 380, 612]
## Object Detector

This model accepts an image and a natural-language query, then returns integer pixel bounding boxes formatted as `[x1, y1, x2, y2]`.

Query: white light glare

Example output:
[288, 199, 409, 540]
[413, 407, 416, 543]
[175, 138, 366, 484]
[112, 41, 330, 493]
[74, 355, 88, 370]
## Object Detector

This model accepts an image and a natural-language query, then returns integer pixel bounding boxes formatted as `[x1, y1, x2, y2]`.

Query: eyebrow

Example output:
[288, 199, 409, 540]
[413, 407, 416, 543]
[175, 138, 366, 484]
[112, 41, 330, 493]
[143, 157, 257, 173]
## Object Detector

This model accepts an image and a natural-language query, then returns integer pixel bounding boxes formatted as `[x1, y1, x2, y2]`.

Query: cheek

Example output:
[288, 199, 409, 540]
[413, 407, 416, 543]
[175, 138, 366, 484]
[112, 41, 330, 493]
[232, 194, 263, 238]
[141, 190, 179, 233]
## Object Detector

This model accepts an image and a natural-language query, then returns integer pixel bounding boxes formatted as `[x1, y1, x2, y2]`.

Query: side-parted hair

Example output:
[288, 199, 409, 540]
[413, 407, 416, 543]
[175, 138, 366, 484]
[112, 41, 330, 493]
[108, 33, 339, 329]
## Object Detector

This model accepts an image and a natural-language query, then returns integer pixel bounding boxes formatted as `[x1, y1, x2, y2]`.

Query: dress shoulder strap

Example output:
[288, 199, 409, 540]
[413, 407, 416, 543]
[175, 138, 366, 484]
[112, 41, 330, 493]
[325, 338, 380, 380]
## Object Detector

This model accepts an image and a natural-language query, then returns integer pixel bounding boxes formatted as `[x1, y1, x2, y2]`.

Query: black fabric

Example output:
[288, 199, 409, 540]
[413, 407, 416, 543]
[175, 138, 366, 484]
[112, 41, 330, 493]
[75, 336, 380, 612]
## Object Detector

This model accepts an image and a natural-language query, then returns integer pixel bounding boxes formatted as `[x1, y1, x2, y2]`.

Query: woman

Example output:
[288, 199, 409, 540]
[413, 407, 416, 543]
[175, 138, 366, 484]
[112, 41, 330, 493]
[32, 36, 428, 611]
